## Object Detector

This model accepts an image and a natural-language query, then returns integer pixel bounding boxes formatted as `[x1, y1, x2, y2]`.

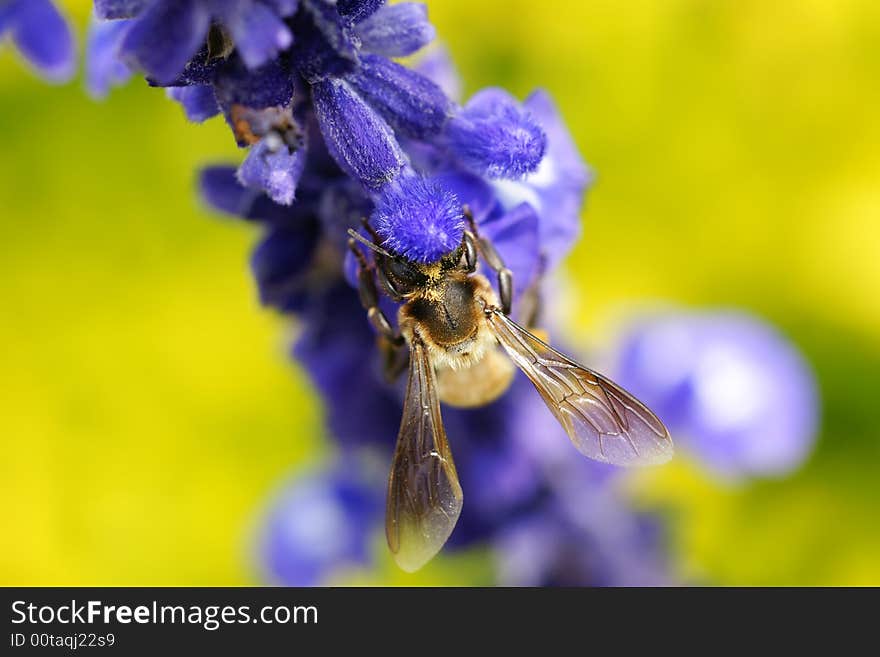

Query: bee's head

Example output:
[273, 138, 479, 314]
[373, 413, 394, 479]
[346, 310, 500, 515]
[348, 230, 468, 298]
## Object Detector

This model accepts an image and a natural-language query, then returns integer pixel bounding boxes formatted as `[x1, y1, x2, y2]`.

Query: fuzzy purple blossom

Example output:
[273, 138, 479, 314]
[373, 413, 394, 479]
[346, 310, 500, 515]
[372, 174, 464, 262]
[0, 0, 76, 82]
[445, 88, 547, 180]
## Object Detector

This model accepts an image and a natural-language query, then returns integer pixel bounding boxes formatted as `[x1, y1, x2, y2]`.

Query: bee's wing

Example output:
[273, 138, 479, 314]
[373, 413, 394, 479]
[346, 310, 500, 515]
[487, 309, 673, 466]
[386, 336, 463, 572]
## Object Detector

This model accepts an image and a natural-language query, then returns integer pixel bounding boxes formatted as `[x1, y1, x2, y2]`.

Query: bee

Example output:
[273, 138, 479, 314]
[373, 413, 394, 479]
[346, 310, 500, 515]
[347, 209, 673, 572]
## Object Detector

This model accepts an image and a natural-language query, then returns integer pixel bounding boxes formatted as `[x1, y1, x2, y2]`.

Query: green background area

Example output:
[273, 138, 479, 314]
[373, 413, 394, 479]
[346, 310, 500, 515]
[1, 0, 878, 585]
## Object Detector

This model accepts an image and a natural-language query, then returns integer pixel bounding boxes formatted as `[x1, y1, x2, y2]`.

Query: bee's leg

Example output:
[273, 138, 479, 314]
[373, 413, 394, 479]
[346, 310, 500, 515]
[379, 335, 410, 383]
[517, 275, 543, 329]
[360, 216, 383, 245]
[463, 206, 514, 315]
[358, 216, 405, 301]
[462, 230, 478, 273]
[348, 238, 404, 346]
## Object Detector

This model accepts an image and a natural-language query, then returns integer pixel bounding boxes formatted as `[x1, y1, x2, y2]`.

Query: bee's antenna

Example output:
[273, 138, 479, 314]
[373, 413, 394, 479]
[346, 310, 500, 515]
[347, 228, 395, 260]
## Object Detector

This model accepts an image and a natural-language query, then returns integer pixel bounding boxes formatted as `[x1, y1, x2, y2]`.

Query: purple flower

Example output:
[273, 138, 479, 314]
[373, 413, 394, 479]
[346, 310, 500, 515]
[86, 18, 134, 98]
[166, 85, 220, 122]
[89, 0, 450, 201]
[0, 0, 76, 82]
[237, 137, 307, 205]
[371, 173, 464, 263]
[352, 2, 435, 58]
[494, 501, 671, 586]
[98, 0, 294, 84]
[259, 454, 384, 586]
[614, 311, 820, 479]
[199, 164, 325, 312]
[445, 88, 547, 180]
[347, 53, 451, 140]
[311, 77, 406, 190]
[492, 90, 593, 269]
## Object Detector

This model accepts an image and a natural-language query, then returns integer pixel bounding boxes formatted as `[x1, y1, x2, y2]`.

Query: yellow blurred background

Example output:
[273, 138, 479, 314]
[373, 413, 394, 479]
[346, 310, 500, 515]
[1, 0, 878, 585]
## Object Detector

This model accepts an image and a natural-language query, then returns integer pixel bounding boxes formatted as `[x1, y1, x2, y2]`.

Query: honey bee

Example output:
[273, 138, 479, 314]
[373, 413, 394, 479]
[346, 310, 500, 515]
[347, 209, 673, 572]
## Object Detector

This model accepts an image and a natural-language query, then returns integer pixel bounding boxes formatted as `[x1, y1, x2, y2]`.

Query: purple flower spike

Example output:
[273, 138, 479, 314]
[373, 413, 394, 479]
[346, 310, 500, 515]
[347, 54, 451, 139]
[1, 0, 76, 83]
[166, 85, 219, 122]
[95, 1, 150, 20]
[237, 139, 307, 206]
[120, 0, 211, 85]
[372, 174, 465, 262]
[446, 88, 547, 180]
[615, 311, 820, 479]
[312, 78, 405, 190]
[353, 2, 435, 58]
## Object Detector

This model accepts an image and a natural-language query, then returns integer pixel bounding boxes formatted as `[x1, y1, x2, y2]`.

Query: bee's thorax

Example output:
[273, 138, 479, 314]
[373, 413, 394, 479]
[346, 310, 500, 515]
[399, 274, 499, 371]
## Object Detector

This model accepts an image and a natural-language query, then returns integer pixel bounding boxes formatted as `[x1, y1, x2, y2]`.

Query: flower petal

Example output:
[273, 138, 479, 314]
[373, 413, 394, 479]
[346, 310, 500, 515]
[522, 89, 592, 267]
[293, 280, 403, 447]
[312, 78, 405, 190]
[346, 54, 450, 139]
[261, 0, 300, 18]
[414, 44, 462, 103]
[251, 222, 321, 312]
[293, 0, 359, 81]
[166, 85, 220, 123]
[213, 55, 294, 110]
[215, 0, 293, 70]
[433, 169, 497, 222]
[94, 0, 150, 20]
[480, 202, 541, 307]
[372, 174, 464, 262]
[354, 2, 435, 58]
[445, 88, 547, 180]
[199, 165, 295, 224]
[237, 139, 307, 206]
[85, 17, 133, 98]
[9, 0, 76, 82]
[120, 0, 211, 85]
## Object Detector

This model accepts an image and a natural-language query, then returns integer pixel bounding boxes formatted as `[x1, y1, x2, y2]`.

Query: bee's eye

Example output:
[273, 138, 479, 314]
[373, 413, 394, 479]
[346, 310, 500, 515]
[386, 258, 425, 294]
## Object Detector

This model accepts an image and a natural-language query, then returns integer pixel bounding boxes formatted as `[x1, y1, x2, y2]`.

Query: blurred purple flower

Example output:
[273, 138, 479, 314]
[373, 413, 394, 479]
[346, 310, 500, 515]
[614, 311, 819, 479]
[494, 501, 670, 587]
[86, 18, 134, 98]
[259, 453, 384, 586]
[0, 0, 76, 82]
